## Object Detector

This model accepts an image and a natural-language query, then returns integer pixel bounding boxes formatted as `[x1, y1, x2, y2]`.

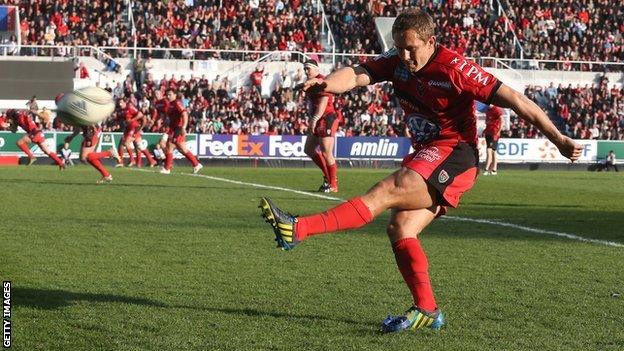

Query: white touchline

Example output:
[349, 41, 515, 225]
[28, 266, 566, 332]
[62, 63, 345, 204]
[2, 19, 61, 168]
[132, 168, 623, 248]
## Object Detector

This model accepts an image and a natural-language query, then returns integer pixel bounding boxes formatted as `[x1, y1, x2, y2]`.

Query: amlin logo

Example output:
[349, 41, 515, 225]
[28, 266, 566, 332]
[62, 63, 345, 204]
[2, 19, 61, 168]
[350, 139, 399, 157]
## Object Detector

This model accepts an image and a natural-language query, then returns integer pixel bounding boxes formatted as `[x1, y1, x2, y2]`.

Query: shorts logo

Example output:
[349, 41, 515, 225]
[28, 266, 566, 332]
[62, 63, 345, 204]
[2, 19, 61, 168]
[438, 170, 449, 184]
[415, 146, 441, 163]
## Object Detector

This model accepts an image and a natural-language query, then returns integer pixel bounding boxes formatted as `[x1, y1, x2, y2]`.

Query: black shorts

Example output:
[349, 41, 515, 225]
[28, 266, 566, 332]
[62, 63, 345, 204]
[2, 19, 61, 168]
[485, 135, 498, 149]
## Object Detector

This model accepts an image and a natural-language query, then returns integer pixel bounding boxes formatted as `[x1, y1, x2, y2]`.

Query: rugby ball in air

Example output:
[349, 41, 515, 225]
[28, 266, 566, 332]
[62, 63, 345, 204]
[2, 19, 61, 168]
[56, 87, 115, 127]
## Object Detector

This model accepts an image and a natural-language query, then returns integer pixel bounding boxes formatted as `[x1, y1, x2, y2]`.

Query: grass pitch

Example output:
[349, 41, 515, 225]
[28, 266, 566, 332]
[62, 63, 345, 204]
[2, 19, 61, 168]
[0, 165, 622, 350]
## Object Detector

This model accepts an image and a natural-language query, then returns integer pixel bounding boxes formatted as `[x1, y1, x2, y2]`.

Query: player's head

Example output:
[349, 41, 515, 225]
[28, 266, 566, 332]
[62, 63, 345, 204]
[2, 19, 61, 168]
[392, 8, 436, 73]
[303, 59, 319, 79]
[5, 109, 17, 119]
[165, 88, 176, 102]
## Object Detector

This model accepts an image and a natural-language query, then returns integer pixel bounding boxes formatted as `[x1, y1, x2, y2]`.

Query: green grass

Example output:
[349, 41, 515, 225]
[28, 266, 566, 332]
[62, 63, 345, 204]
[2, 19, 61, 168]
[0, 165, 623, 350]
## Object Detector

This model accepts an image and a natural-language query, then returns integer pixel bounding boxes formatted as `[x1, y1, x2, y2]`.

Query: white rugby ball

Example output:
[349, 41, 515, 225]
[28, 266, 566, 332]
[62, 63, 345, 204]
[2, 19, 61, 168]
[56, 87, 115, 127]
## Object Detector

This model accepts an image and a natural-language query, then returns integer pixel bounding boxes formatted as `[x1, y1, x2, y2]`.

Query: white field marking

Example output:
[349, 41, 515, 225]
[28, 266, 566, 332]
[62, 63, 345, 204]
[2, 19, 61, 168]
[131, 168, 623, 248]
[131, 168, 343, 201]
[443, 216, 624, 248]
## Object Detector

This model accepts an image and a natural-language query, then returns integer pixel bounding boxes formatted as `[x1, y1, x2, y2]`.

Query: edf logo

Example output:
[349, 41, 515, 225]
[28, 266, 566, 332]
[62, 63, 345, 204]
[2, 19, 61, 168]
[497, 142, 528, 156]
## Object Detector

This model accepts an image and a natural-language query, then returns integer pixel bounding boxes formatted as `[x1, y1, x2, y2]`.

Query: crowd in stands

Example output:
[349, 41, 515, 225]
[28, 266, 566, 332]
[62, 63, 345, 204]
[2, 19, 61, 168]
[509, 0, 624, 70]
[3, 0, 622, 71]
[519, 76, 624, 140]
[89, 71, 408, 138]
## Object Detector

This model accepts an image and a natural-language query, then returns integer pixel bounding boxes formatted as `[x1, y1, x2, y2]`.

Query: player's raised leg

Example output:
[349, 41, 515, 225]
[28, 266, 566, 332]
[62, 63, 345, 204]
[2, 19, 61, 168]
[260, 167, 435, 249]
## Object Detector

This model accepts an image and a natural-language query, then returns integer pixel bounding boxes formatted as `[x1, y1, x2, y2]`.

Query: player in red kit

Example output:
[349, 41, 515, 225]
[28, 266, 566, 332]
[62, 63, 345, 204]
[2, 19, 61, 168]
[483, 105, 503, 175]
[301, 59, 340, 193]
[64, 125, 121, 183]
[5, 109, 65, 169]
[116, 99, 143, 167]
[260, 9, 582, 333]
[132, 111, 157, 168]
[159, 89, 202, 174]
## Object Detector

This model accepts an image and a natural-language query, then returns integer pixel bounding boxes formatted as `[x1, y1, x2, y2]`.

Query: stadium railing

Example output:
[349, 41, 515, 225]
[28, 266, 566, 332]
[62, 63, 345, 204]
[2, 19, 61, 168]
[4, 44, 623, 73]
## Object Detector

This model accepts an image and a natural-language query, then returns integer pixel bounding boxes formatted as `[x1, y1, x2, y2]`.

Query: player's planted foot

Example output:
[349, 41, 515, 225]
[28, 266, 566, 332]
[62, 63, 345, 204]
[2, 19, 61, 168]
[482, 171, 490, 176]
[192, 163, 203, 174]
[490, 170, 498, 175]
[27, 157, 37, 166]
[149, 162, 158, 168]
[159, 167, 171, 174]
[96, 175, 113, 184]
[109, 148, 122, 164]
[381, 306, 445, 333]
[259, 197, 299, 250]
[317, 178, 330, 192]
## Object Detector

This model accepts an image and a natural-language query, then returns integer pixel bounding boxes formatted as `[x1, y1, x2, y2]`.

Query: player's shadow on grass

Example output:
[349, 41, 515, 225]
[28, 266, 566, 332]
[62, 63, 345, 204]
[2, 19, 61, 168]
[170, 304, 378, 328]
[12, 287, 167, 310]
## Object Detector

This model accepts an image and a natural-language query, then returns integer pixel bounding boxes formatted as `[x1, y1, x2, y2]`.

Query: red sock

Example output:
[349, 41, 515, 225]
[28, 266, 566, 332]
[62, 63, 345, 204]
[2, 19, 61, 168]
[17, 143, 34, 158]
[47, 152, 64, 166]
[87, 153, 110, 177]
[164, 152, 173, 170]
[90, 151, 112, 159]
[310, 151, 329, 180]
[127, 148, 135, 164]
[392, 238, 437, 312]
[117, 145, 124, 162]
[142, 149, 156, 165]
[327, 162, 338, 188]
[295, 197, 373, 240]
[136, 149, 143, 167]
[184, 151, 199, 167]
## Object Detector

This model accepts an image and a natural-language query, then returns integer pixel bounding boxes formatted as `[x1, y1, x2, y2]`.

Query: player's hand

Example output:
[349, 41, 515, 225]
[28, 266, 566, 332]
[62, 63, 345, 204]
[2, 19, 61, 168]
[302, 78, 327, 94]
[554, 135, 583, 162]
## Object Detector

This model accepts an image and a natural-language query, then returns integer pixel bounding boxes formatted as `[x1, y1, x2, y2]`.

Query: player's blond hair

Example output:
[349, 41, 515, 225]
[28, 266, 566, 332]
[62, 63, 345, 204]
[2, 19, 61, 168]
[391, 8, 435, 41]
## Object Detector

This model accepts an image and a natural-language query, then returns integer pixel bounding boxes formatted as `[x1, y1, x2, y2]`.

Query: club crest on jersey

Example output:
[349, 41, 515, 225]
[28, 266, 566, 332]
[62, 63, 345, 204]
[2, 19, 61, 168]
[438, 170, 450, 184]
[407, 114, 440, 143]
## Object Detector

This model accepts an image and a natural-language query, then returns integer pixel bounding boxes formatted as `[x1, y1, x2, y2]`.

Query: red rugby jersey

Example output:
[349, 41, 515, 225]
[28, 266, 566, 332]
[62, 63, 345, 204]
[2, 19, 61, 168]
[166, 99, 186, 128]
[360, 45, 502, 146]
[307, 74, 335, 117]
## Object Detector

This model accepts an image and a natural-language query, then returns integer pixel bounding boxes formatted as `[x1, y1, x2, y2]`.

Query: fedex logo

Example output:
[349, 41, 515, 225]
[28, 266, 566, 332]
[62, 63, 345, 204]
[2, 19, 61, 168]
[198, 135, 266, 156]
[269, 136, 306, 157]
[450, 57, 490, 86]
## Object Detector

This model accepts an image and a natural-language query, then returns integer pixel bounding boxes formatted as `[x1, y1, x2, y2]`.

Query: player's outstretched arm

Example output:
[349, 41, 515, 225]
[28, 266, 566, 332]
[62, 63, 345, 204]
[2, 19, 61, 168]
[491, 84, 583, 161]
[303, 66, 372, 95]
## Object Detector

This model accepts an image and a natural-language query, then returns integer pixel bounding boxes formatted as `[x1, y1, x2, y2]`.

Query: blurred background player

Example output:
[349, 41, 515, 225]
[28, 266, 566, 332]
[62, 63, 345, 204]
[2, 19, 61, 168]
[483, 105, 503, 175]
[5, 109, 65, 169]
[160, 89, 202, 174]
[301, 59, 340, 192]
[64, 125, 121, 183]
[116, 98, 144, 167]
[60, 142, 74, 166]
[132, 111, 157, 168]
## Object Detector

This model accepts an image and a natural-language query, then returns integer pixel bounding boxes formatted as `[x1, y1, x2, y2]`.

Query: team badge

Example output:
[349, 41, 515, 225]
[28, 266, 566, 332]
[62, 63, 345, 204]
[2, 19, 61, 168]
[438, 170, 449, 184]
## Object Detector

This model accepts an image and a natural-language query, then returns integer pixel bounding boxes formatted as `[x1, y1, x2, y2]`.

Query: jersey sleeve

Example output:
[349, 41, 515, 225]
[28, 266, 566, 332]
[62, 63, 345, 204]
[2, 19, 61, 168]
[175, 101, 186, 114]
[359, 48, 398, 84]
[447, 62, 502, 104]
